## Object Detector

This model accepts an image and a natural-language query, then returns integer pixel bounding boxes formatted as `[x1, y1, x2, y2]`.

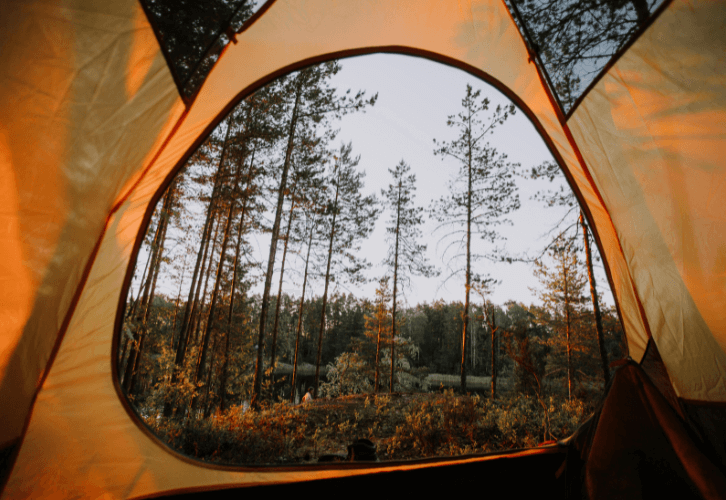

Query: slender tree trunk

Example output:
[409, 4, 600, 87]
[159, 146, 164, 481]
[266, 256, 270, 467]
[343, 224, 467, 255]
[220, 177, 252, 413]
[171, 254, 189, 349]
[487, 304, 497, 400]
[462, 127, 473, 393]
[123, 185, 174, 394]
[270, 196, 297, 379]
[192, 156, 246, 413]
[120, 234, 155, 380]
[563, 257, 573, 401]
[375, 311, 382, 393]
[193, 215, 223, 346]
[315, 181, 340, 397]
[252, 73, 304, 408]
[390, 180, 402, 393]
[290, 220, 315, 403]
[129, 203, 171, 396]
[202, 331, 222, 419]
[164, 119, 231, 417]
[630, 0, 649, 24]
[580, 212, 610, 385]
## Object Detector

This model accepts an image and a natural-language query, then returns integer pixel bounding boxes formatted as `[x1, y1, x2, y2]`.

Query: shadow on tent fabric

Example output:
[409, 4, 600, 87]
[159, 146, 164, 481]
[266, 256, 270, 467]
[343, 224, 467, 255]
[150, 352, 726, 500]
[561, 355, 726, 499]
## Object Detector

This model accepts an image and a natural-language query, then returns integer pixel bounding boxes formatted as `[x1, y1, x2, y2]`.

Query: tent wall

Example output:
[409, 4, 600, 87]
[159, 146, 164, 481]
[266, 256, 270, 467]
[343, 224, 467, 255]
[0, 0, 184, 449]
[568, 0, 726, 401]
[1, 0, 724, 498]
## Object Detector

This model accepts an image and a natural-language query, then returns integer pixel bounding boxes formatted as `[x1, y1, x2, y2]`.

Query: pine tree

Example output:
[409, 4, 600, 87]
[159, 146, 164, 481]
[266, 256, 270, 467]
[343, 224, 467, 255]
[268, 127, 328, 381]
[431, 84, 520, 391]
[526, 160, 612, 384]
[251, 63, 376, 408]
[531, 235, 587, 400]
[381, 160, 437, 392]
[363, 277, 392, 392]
[313, 142, 379, 396]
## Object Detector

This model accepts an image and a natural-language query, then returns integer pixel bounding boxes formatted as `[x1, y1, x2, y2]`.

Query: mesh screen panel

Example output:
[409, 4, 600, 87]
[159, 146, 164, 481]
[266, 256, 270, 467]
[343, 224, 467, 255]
[141, 0, 259, 99]
[507, 0, 665, 113]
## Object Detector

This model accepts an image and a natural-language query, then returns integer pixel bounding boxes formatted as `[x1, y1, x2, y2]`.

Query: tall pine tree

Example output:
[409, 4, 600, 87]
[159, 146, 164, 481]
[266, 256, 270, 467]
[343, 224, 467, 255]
[381, 160, 437, 392]
[313, 142, 379, 396]
[431, 85, 520, 391]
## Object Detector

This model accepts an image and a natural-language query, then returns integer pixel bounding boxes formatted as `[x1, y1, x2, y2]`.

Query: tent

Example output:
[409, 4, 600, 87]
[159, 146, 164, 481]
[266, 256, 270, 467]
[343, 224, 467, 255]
[1, 0, 724, 497]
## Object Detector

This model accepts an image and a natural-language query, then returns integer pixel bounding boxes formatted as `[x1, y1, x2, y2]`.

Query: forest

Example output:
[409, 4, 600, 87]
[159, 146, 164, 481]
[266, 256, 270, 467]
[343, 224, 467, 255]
[118, 59, 627, 465]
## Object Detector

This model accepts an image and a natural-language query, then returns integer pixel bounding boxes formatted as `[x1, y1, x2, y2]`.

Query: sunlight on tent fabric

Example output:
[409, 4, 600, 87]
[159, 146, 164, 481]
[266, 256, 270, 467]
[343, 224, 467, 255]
[568, 0, 726, 400]
[2, 0, 726, 498]
[126, 5, 160, 100]
[0, 130, 33, 370]
[0, 0, 184, 450]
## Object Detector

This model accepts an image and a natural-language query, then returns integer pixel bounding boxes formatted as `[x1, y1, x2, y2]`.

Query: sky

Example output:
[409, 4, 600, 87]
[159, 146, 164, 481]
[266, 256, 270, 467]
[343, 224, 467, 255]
[139, 52, 615, 310]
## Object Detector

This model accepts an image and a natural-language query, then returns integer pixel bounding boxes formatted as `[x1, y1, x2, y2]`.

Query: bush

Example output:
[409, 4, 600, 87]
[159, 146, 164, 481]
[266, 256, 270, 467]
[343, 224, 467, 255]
[144, 391, 594, 464]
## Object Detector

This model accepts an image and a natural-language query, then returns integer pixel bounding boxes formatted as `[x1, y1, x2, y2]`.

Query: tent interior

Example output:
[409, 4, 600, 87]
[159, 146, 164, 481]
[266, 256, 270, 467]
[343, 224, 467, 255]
[1, 0, 725, 498]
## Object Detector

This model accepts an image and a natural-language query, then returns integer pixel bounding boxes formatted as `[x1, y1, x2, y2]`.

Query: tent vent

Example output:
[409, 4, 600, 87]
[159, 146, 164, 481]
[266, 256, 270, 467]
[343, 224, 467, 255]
[140, 0, 261, 101]
[505, 0, 666, 114]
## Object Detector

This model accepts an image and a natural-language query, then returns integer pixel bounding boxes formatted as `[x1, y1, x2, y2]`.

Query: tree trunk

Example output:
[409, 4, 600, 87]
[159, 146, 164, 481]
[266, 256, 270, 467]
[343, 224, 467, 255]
[290, 220, 315, 403]
[462, 125, 473, 393]
[170, 254, 189, 349]
[375, 311, 382, 393]
[123, 184, 174, 394]
[252, 73, 304, 408]
[390, 179, 402, 393]
[563, 257, 573, 401]
[192, 214, 223, 346]
[192, 155, 247, 414]
[487, 304, 497, 400]
[630, 0, 649, 23]
[315, 180, 340, 397]
[119, 231, 155, 381]
[164, 119, 231, 417]
[220, 173, 252, 413]
[580, 212, 610, 385]
[270, 196, 296, 381]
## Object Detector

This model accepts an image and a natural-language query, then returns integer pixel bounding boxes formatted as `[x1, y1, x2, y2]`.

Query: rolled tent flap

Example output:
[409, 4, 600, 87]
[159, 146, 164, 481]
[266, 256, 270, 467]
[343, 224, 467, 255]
[1, 0, 724, 498]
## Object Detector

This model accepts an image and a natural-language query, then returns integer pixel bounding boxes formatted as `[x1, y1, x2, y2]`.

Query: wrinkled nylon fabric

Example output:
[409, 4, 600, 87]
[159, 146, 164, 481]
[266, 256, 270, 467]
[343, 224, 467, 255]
[0, 0, 184, 449]
[564, 363, 726, 499]
[3, 1, 636, 498]
[3, 0, 722, 498]
[568, 0, 726, 401]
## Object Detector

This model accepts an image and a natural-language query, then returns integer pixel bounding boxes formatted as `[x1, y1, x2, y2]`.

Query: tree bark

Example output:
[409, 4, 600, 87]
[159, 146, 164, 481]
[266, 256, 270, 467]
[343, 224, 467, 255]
[390, 179, 402, 393]
[220, 168, 252, 413]
[192, 215, 223, 347]
[270, 195, 296, 380]
[315, 180, 340, 397]
[170, 255, 188, 349]
[580, 212, 610, 385]
[164, 119, 231, 417]
[252, 73, 304, 408]
[375, 309, 382, 393]
[462, 116, 473, 393]
[123, 184, 174, 394]
[290, 220, 316, 403]
[563, 256, 573, 401]
[486, 304, 498, 400]
[192, 153, 247, 414]
[120, 230, 155, 380]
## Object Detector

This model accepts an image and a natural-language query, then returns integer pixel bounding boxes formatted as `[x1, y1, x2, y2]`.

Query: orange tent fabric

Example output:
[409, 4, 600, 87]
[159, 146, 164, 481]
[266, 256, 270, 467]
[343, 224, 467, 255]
[1, 0, 724, 498]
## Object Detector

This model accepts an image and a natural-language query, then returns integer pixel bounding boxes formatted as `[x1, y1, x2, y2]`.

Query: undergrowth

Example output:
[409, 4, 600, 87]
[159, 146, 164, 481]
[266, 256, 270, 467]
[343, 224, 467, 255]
[143, 391, 593, 465]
